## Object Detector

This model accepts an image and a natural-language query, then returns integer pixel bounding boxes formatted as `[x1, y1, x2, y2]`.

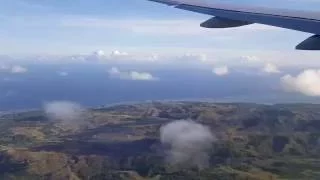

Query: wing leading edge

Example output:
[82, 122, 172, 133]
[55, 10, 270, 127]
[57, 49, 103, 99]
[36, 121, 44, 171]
[147, 0, 320, 50]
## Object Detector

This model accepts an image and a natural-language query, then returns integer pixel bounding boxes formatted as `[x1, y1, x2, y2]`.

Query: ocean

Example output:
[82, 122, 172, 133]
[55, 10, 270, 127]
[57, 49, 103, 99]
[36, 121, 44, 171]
[0, 63, 318, 111]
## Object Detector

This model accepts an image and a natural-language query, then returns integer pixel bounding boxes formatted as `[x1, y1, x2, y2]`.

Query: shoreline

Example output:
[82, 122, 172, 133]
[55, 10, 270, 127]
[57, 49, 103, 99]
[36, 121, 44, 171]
[1, 99, 320, 114]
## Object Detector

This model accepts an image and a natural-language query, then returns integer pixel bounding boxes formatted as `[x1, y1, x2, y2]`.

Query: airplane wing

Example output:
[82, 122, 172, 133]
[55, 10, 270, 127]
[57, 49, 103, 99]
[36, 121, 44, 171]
[147, 0, 320, 50]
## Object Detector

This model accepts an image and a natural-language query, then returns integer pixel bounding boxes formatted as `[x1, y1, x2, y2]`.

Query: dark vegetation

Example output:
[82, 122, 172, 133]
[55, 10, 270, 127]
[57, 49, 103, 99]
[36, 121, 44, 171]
[0, 102, 320, 179]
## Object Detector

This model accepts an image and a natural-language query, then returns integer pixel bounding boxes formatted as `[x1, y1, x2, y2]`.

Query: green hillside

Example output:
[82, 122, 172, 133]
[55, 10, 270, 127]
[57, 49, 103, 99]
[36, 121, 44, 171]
[1, 102, 320, 180]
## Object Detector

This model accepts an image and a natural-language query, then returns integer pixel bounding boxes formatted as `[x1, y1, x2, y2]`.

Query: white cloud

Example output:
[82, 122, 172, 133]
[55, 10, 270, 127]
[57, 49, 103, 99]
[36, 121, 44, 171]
[94, 50, 105, 57]
[177, 53, 208, 63]
[160, 120, 215, 169]
[108, 67, 157, 81]
[4, 48, 320, 71]
[263, 63, 280, 73]
[70, 56, 87, 62]
[44, 101, 85, 122]
[110, 50, 128, 57]
[243, 55, 261, 62]
[149, 54, 159, 61]
[213, 66, 229, 76]
[281, 69, 320, 96]
[239, 55, 263, 67]
[108, 50, 131, 61]
[87, 50, 107, 61]
[129, 71, 155, 81]
[11, 65, 28, 73]
[44, 101, 88, 130]
[82, 50, 159, 63]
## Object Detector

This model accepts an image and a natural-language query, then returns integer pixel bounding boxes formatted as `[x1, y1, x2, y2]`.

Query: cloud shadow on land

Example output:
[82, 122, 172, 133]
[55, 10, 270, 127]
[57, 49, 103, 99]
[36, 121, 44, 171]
[31, 139, 160, 157]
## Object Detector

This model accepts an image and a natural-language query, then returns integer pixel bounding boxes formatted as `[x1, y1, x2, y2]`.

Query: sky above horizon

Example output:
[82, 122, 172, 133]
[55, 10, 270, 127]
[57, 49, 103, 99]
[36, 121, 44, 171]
[1, 0, 320, 56]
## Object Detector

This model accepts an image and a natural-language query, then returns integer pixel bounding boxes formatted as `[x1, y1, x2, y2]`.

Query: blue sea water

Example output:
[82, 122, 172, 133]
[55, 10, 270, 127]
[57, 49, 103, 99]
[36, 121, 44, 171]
[0, 63, 318, 111]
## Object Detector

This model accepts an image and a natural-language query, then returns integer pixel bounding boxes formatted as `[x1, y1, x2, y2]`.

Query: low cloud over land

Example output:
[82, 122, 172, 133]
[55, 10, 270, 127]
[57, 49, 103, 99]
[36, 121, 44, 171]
[44, 101, 88, 129]
[160, 120, 215, 169]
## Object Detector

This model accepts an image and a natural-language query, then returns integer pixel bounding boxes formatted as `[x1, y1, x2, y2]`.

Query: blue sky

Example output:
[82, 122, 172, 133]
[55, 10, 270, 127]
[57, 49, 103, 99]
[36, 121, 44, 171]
[1, 0, 320, 55]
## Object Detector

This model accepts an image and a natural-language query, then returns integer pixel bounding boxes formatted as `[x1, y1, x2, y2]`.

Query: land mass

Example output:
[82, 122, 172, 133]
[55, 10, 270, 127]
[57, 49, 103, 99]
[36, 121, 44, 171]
[1, 102, 320, 180]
